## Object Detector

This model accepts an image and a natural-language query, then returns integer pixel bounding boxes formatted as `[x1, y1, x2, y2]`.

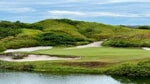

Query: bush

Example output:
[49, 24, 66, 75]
[138, 26, 150, 30]
[0, 27, 21, 39]
[102, 39, 140, 47]
[54, 18, 80, 26]
[105, 60, 150, 77]
[36, 32, 85, 46]
[0, 36, 40, 49]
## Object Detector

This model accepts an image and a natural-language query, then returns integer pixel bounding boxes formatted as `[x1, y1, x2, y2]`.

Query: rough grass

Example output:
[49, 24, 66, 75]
[0, 59, 149, 77]
[35, 19, 87, 40]
[103, 29, 150, 47]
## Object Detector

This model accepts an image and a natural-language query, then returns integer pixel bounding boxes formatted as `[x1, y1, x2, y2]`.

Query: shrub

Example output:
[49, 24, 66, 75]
[105, 60, 150, 77]
[138, 26, 150, 30]
[102, 39, 140, 47]
[0, 27, 21, 39]
[0, 36, 40, 49]
[36, 32, 84, 46]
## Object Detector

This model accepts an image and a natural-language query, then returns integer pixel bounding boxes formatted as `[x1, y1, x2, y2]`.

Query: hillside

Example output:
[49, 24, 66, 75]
[0, 19, 150, 52]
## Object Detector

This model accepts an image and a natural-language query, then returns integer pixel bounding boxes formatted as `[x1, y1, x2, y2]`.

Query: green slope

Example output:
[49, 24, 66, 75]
[0, 19, 150, 51]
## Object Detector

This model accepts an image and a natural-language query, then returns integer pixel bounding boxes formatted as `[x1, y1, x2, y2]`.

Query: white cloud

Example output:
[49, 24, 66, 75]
[0, 7, 36, 13]
[48, 10, 142, 17]
[48, 10, 85, 16]
[111, 0, 150, 3]
[97, 0, 150, 4]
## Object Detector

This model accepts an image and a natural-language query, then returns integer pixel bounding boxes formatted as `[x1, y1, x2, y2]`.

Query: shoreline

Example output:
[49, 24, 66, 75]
[0, 59, 149, 77]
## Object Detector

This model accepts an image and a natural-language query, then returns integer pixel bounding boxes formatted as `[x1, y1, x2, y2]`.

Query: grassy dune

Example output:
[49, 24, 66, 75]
[0, 19, 150, 50]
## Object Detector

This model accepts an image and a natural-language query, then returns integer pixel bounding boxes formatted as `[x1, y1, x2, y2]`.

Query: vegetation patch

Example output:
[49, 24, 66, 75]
[0, 53, 28, 59]
[61, 61, 110, 68]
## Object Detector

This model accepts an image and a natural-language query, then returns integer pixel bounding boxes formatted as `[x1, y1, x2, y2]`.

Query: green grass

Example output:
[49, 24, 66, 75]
[18, 29, 43, 37]
[33, 47, 150, 62]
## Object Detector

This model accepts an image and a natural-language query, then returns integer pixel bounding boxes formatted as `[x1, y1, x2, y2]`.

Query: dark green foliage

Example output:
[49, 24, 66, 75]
[102, 39, 140, 47]
[54, 18, 81, 26]
[0, 27, 21, 39]
[0, 20, 43, 39]
[138, 26, 150, 30]
[0, 20, 43, 30]
[105, 60, 150, 77]
[36, 32, 83, 46]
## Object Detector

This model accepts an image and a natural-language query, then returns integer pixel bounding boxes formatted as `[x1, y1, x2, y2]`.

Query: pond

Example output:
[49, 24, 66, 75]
[0, 71, 149, 84]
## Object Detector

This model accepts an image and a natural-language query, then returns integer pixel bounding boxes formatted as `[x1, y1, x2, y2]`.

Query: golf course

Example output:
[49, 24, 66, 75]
[0, 19, 149, 77]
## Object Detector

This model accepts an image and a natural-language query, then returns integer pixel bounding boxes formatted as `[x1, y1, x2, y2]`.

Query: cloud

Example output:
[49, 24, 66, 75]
[48, 10, 85, 16]
[97, 0, 150, 4]
[1, 0, 150, 25]
[0, 7, 36, 13]
[111, 0, 150, 3]
[48, 10, 142, 17]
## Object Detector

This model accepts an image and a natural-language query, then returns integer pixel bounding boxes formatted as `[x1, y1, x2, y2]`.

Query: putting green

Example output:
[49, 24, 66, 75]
[33, 47, 150, 62]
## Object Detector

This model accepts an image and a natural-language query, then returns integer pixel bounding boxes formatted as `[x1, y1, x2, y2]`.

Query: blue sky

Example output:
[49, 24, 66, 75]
[1, 0, 150, 25]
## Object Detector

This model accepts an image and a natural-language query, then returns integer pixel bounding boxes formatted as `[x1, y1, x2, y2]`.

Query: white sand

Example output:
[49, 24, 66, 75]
[0, 55, 80, 62]
[142, 47, 150, 50]
[67, 41, 103, 49]
[4, 46, 53, 53]
[76, 41, 103, 48]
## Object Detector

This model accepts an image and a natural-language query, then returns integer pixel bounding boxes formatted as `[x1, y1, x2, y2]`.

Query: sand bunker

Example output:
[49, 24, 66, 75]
[76, 41, 103, 48]
[142, 47, 150, 50]
[4, 46, 53, 53]
[0, 54, 80, 62]
[67, 41, 103, 49]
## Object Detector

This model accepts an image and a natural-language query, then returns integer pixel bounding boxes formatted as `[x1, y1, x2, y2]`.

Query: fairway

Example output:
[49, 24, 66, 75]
[33, 47, 150, 62]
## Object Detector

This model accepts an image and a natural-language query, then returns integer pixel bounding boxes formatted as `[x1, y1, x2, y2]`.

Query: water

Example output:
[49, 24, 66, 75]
[0, 71, 149, 84]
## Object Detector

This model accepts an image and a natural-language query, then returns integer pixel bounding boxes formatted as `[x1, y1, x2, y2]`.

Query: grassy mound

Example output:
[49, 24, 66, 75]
[0, 19, 150, 51]
[102, 29, 150, 47]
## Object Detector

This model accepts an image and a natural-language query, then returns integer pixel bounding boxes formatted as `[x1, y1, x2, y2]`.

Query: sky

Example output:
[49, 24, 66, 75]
[1, 0, 150, 25]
